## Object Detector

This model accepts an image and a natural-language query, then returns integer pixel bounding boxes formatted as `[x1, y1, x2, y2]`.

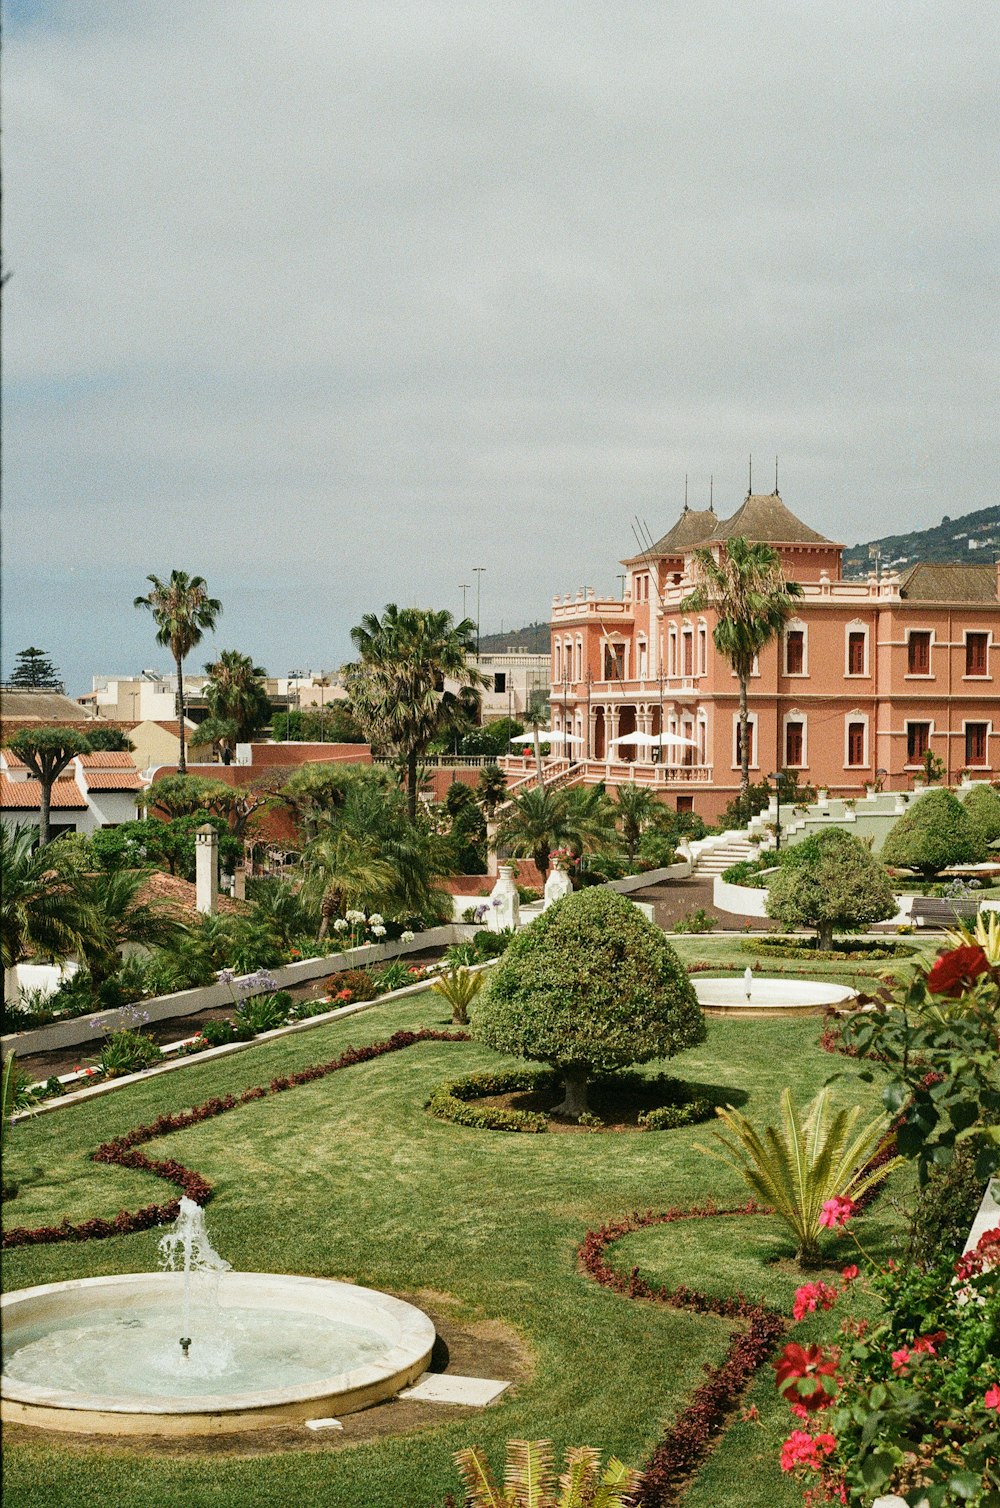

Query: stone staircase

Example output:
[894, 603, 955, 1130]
[691, 834, 766, 877]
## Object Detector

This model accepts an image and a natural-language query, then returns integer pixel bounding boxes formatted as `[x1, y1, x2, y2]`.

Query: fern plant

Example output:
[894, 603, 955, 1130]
[453, 1438, 642, 1508]
[431, 964, 486, 1025]
[704, 1087, 901, 1266]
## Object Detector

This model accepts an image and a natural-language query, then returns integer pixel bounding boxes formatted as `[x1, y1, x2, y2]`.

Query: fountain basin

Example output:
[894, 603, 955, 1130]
[1, 1271, 435, 1436]
[693, 977, 857, 1017]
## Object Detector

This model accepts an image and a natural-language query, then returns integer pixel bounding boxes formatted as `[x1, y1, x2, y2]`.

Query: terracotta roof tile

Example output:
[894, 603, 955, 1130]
[81, 769, 144, 791]
[137, 870, 244, 919]
[77, 751, 136, 768]
[0, 776, 88, 809]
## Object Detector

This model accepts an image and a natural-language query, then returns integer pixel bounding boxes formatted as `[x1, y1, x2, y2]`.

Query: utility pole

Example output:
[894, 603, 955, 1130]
[473, 567, 485, 656]
[460, 583, 470, 619]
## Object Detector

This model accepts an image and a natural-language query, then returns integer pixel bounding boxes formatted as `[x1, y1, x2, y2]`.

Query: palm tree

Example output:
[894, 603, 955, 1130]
[680, 538, 803, 799]
[496, 783, 617, 877]
[72, 868, 185, 989]
[611, 785, 670, 866]
[0, 826, 94, 1002]
[134, 571, 222, 773]
[345, 604, 486, 820]
[203, 650, 271, 756]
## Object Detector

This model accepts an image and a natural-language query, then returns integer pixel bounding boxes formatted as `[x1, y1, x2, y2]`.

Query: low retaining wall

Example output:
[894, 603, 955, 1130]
[712, 877, 770, 918]
[1, 925, 476, 1059]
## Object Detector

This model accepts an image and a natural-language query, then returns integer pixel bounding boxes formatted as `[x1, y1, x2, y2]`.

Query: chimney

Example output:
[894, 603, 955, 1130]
[195, 825, 219, 915]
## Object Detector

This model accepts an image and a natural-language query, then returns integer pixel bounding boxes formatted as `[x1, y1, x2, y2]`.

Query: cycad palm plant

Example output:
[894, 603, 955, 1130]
[453, 1439, 642, 1508]
[680, 537, 803, 799]
[134, 570, 222, 773]
[430, 964, 485, 1024]
[1, 826, 94, 1003]
[73, 867, 185, 989]
[705, 1087, 901, 1266]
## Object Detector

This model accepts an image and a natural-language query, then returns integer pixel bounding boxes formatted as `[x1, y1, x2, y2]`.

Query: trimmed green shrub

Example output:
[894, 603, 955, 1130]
[881, 787, 984, 876]
[427, 1067, 554, 1132]
[474, 887, 704, 1120]
[472, 929, 513, 960]
[766, 828, 897, 949]
[198, 1018, 237, 1047]
[962, 782, 1000, 854]
[637, 1099, 714, 1130]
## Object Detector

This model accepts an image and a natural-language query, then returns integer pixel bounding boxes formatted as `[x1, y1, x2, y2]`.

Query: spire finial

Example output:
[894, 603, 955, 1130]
[684, 473, 688, 512]
[748, 453, 753, 497]
[775, 454, 779, 494]
[709, 474, 714, 511]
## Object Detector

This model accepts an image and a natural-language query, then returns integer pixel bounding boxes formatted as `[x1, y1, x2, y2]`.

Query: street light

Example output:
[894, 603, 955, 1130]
[473, 567, 486, 656]
[460, 583, 470, 619]
[767, 770, 783, 851]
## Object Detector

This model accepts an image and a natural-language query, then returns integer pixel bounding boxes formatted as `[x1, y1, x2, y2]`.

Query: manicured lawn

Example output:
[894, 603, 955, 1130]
[3, 985, 908, 1508]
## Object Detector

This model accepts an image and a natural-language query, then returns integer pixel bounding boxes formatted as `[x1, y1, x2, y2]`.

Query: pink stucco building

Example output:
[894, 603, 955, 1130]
[545, 492, 998, 821]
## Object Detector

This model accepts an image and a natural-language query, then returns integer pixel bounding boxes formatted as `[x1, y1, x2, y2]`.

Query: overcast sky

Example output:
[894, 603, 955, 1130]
[4, 0, 998, 695]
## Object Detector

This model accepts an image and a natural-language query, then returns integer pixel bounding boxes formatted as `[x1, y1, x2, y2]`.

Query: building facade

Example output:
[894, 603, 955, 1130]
[548, 492, 998, 821]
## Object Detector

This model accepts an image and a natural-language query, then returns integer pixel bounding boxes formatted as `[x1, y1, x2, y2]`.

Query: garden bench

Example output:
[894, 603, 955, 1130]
[909, 896, 980, 928]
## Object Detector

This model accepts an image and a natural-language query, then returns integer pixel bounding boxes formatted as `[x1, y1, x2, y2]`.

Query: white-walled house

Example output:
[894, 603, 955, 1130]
[0, 751, 142, 838]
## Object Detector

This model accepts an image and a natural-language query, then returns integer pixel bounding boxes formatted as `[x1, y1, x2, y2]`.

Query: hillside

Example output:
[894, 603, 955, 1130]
[477, 621, 550, 654]
[843, 504, 1000, 576]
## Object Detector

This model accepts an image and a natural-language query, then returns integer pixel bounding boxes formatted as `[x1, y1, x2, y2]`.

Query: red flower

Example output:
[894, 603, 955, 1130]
[775, 1343, 839, 1412]
[926, 944, 990, 997]
[912, 1331, 945, 1356]
[335, 989, 352, 1001]
[780, 1429, 837, 1473]
[793, 1281, 839, 1321]
[985, 1385, 1000, 1413]
[840, 1265, 859, 1283]
[819, 1195, 855, 1229]
[890, 1348, 911, 1372]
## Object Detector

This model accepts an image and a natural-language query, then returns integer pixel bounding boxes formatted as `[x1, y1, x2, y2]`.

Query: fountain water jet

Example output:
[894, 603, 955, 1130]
[156, 1197, 230, 1360]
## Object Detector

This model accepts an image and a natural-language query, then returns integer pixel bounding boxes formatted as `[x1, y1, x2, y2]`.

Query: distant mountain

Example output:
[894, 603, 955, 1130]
[477, 622, 550, 654]
[843, 504, 1000, 576]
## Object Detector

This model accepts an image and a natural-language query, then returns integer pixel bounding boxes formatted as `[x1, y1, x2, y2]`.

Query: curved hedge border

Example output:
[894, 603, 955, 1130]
[2, 1028, 469, 1249]
[578, 1201, 785, 1507]
[428, 1067, 719, 1135]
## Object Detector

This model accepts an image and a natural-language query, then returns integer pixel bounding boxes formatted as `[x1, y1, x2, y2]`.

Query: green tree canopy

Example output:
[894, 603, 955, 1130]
[134, 570, 222, 773]
[496, 782, 618, 876]
[880, 788, 984, 877]
[7, 647, 62, 690]
[8, 726, 93, 845]
[203, 649, 271, 750]
[680, 537, 803, 797]
[345, 604, 485, 819]
[766, 827, 898, 948]
[474, 887, 704, 1118]
[82, 725, 136, 753]
[270, 705, 366, 743]
[1, 825, 94, 996]
[962, 783, 1000, 853]
[140, 773, 233, 819]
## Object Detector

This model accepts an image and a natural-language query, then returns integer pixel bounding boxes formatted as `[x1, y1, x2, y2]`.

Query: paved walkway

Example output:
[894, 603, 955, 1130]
[629, 875, 776, 933]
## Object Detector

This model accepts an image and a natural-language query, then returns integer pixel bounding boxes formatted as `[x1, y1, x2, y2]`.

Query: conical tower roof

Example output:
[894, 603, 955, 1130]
[710, 492, 832, 544]
[622, 507, 717, 565]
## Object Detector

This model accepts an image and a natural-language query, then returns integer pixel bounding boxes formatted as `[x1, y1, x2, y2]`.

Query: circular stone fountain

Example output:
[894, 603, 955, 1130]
[693, 970, 857, 1017]
[1, 1271, 436, 1435]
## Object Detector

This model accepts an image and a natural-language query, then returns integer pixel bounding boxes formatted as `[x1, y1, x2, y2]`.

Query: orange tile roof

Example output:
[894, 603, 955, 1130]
[81, 769, 144, 791]
[0, 776, 87, 809]
[78, 751, 136, 768]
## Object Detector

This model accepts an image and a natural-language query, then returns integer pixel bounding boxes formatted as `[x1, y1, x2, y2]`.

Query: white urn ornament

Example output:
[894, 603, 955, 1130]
[487, 865, 520, 933]
[543, 863, 573, 909]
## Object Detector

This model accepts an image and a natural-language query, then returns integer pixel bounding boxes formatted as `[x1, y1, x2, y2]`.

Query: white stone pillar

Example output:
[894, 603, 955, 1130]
[195, 825, 219, 915]
[487, 865, 520, 932]
[233, 865, 247, 901]
[543, 864, 573, 910]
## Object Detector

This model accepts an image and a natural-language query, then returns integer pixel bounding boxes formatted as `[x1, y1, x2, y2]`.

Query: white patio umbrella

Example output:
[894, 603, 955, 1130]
[656, 731, 699, 748]
[607, 730, 660, 748]
[510, 729, 583, 745]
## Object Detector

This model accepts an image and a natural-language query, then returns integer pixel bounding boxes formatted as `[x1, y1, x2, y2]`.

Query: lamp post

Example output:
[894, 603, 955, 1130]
[473, 568, 485, 656]
[460, 583, 470, 619]
[767, 770, 783, 851]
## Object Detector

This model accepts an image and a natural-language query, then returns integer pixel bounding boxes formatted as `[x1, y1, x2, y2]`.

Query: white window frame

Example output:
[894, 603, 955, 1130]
[844, 620, 869, 678]
[668, 624, 678, 678]
[554, 641, 562, 682]
[696, 709, 708, 764]
[962, 718, 992, 768]
[697, 622, 708, 677]
[844, 712, 869, 769]
[732, 711, 759, 771]
[574, 636, 583, 682]
[963, 629, 992, 680]
[904, 718, 934, 767]
[782, 710, 807, 769]
[681, 624, 694, 679]
[783, 618, 808, 677]
[905, 626, 935, 679]
[637, 636, 648, 679]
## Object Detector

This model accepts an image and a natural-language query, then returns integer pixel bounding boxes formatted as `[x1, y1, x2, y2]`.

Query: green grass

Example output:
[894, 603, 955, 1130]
[2, 988, 908, 1508]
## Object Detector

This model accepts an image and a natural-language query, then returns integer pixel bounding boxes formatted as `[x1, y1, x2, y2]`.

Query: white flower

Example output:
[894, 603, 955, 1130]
[345, 909, 365, 925]
[372, 925, 387, 938]
[368, 913, 385, 927]
[400, 930, 415, 943]
[333, 919, 349, 933]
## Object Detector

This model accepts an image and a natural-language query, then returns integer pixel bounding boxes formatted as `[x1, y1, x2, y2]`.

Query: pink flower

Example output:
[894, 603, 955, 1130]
[985, 1385, 1000, 1413]
[912, 1331, 944, 1356]
[792, 1281, 839, 1321]
[890, 1348, 911, 1373]
[840, 1264, 859, 1283]
[780, 1429, 836, 1473]
[819, 1195, 855, 1229]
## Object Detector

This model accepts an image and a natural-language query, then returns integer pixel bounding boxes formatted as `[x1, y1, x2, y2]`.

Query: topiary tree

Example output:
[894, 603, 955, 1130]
[766, 828, 897, 949]
[962, 783, 1000, 855]
[880, 788, 984, 877]
[474, 887, 704, 1119]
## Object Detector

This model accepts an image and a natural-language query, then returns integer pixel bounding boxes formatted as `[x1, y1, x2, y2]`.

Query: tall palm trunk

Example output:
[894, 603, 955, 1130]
[175, 652, 188, 773]
[533, 725, 544, 787]
[406, 749, 418, 822]
[38, 784, 52, 847]
[738, 670, 750, 800]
